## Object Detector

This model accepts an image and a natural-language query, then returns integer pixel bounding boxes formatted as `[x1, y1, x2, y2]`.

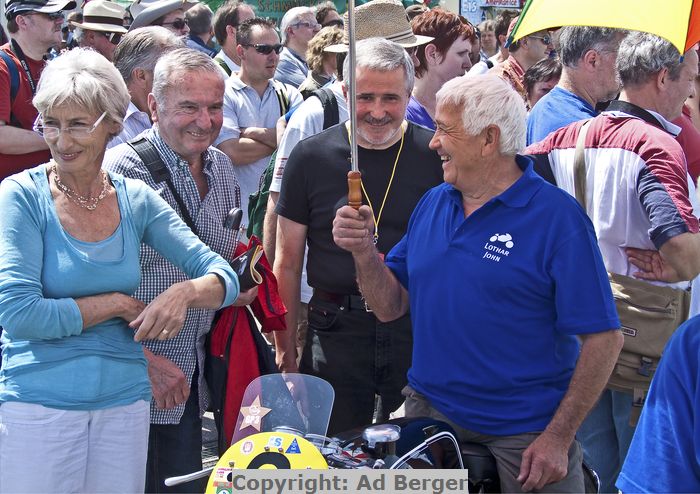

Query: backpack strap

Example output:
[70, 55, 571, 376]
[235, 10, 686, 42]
[272, 80, 290, 115]
[311, 87, 339, 130]
[127, 136, 199, 236]
[215, 56, 232, 77]
[0, 50, 22, 127]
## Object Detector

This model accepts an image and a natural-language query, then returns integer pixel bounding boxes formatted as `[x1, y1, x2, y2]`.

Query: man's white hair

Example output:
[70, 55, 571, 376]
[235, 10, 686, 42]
[436, 74, 526, 156]
[279, 6, 313, 44]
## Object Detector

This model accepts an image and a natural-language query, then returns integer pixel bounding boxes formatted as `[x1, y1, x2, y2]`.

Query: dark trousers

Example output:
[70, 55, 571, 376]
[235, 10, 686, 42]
[145, 372, 205, 494]
[300, 295, 413, 435]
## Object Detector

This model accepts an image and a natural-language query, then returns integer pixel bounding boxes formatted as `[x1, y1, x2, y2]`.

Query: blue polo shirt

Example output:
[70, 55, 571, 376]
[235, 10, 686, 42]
[385, 156, 619, 436]
[617, 316, 700, 493]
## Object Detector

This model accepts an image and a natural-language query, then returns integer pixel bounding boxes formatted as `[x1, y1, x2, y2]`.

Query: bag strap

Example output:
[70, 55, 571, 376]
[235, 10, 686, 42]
[573, 119, 593, 212]
[605, 100, 666, 131]
[0, 50, 21, 127]
[215, 56, 232, 77]
[312, 87, 339, 130]
[127, 136, 199, 236]
[272, 80, 290, 116]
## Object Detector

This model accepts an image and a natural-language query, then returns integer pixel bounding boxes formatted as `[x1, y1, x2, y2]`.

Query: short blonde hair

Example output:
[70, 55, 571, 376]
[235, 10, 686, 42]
[33, 48, 130, 131]
[306, 26, 343, 73]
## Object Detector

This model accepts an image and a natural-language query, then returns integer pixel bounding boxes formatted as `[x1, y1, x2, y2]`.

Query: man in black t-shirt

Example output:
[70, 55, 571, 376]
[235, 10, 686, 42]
[273, 37, 443, 434]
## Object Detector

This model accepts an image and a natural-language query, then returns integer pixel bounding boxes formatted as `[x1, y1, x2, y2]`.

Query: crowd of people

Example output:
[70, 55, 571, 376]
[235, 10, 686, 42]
[1, 0, 700, 492]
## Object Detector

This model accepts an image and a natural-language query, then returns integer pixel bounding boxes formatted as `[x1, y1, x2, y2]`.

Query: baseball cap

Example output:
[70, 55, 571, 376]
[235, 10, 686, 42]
[5, 0, 76, 20]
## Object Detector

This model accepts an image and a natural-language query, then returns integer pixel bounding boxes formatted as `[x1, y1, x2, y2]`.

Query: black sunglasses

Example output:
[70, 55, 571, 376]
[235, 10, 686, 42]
[242, 43, 283, 55]
[322, 19, 343, 28]
[162, 18, 188, 29]
[20, 10, 64, 20]
[99, 31, 123, 45]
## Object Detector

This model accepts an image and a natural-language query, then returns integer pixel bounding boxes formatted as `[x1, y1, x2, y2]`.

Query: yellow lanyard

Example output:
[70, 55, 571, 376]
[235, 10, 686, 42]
[347, 125, 405, 244]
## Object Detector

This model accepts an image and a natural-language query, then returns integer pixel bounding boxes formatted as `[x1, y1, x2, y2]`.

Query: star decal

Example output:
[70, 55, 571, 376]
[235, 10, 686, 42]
[239, 395, 272, 431]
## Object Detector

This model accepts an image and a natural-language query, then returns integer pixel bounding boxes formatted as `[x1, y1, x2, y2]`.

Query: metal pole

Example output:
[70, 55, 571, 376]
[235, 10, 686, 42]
[346, 0, 362, 209]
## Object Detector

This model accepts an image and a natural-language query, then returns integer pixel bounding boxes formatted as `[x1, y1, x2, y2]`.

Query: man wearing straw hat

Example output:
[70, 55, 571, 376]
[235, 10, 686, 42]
[273, 36, 443, 435]
[72, 0, 127, 61]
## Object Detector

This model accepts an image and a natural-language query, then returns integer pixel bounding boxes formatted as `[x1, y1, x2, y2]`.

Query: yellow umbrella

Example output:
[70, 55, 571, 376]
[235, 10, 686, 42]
[509, 0, 700, 54]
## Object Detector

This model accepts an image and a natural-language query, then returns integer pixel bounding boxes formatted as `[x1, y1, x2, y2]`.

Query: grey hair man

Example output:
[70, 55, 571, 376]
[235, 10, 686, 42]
[333, 73, 622, 493]
[0, 0, 75, 180]
[211, 0, 255, 76]
[274, 6, 319, 86]
[525, 33, 700, 493]
[273, 37, 443, 434]
[185, 2, 215, 57]
[526, 26, 627, 145]
[108, 26, 184, 148]
[104, 48, 255, 492]
[264, 0, 431, 364]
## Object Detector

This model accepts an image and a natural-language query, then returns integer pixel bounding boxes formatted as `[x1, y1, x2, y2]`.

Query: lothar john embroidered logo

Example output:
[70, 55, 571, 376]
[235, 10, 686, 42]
[483, 233, 514, 262]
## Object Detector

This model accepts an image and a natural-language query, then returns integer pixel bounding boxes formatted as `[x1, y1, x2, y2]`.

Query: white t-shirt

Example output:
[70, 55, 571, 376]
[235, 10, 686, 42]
[271, 82, 348, 193]
[216, 76, 302, 225]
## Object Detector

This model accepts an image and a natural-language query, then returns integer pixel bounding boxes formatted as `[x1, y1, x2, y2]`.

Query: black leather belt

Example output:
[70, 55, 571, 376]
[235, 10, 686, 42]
[313, 289, 373, 312]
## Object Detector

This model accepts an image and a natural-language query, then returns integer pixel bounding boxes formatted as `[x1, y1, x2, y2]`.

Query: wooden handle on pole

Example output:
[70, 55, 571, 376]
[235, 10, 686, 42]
[348, 170, 362, 210]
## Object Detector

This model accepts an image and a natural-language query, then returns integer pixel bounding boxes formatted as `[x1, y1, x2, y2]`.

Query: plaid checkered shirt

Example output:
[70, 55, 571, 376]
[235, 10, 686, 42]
[104, 127, 241, 424]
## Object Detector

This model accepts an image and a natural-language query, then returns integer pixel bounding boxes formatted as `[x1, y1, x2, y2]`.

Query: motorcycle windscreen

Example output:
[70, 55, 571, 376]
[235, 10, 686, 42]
[232, 373, 334, 444]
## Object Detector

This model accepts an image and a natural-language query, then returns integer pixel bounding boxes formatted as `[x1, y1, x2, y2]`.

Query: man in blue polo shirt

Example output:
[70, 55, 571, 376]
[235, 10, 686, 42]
[332, 74, 622, 493]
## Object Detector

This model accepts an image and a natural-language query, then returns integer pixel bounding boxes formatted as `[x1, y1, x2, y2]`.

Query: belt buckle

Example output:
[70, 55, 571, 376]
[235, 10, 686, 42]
[362, 297, 373, 313]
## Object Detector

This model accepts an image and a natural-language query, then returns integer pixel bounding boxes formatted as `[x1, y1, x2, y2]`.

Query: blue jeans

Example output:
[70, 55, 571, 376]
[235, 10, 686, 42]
[577, 389, 636, 494]
[145, 373, 205, 493]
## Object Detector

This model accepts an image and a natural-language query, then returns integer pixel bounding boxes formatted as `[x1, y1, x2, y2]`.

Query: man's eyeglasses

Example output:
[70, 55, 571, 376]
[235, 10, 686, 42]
[242, 43, 284, 55]
[292, 21, 321, 30]
[322, 19, 343, 28]
[34, 111, 107, 140]
[529, 34, 552, 45]
[162, 18, 188, 29]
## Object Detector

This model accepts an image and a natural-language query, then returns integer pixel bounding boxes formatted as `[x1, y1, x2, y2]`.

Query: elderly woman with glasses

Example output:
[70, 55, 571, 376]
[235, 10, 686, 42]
[0, 48, 239, 493]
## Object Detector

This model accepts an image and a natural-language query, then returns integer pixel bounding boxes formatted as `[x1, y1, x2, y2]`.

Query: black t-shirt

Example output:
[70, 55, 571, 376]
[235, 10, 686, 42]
[276, 122, 443, 295]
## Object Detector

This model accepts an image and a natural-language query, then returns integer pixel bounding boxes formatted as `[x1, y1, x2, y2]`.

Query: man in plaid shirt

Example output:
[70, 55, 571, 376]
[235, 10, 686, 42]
[105, 48, 255, 493]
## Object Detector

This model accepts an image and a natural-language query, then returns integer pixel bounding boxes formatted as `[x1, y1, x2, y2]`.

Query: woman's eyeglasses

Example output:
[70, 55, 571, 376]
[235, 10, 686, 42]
[242, 43, 284, 55]
[34, 112, 107, 140]
[161, 18, 188, 29]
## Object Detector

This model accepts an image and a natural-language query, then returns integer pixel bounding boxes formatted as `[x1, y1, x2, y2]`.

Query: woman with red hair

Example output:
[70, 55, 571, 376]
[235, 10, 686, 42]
[407, 9, 476, 130]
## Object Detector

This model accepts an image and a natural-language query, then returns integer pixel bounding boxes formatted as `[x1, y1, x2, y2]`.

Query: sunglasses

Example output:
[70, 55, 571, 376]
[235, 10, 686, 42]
[161, 18, 188, 30]
[242, 43, 283, 55]
[21, 11, 64, 20]
[322, 19, 343, 28]
[529, 34, 553, 45]
[99, 31, 123, 45]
